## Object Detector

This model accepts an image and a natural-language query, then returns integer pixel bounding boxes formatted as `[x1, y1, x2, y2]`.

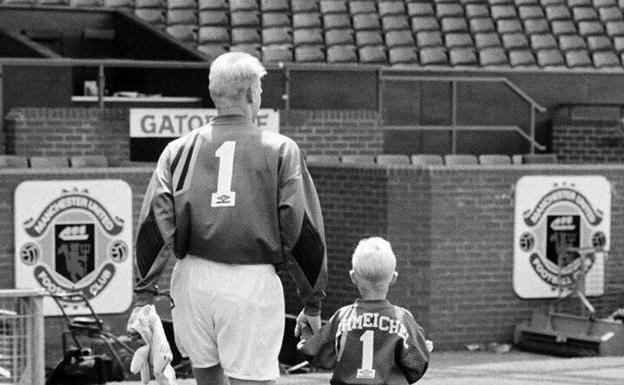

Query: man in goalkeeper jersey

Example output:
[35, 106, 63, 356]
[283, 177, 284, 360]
[300, 237, 429, 385]
[132, 52, 327, 385]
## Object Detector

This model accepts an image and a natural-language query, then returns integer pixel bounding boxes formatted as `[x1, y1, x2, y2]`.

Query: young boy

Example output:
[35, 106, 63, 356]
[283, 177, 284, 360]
[298, 237, 430, 385]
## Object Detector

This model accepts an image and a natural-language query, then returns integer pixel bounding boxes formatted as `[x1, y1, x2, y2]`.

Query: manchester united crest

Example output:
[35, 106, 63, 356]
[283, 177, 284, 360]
[15, 180, 133, 316]
[513, 176, 610, 299]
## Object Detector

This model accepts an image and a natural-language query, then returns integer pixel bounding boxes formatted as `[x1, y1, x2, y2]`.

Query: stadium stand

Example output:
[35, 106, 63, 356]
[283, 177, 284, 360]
[69, 155, 109, 168]
[522, 153, 559, 163]
[478, 154, 512, 164]
[29, 156, 70, 168]
[444, 154, 479, 165]
[410, 154, 444, 166]
[376, 154, 410, 165]
[0, 155, 29, 168]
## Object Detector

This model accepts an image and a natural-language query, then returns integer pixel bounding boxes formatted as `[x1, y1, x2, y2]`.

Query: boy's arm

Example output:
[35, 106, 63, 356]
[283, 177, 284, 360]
[398, 317, 430, 384]
[299, 315, 337, 370]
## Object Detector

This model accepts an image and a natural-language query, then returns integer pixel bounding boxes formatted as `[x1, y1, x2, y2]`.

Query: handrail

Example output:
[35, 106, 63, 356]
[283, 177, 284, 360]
[379, 74, 547, 153]
[0, 57, 211, 69]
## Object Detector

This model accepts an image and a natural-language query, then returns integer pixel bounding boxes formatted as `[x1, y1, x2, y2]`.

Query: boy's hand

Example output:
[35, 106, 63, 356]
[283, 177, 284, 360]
[426, 340, 434, 353]
[294, 309, 321, 337]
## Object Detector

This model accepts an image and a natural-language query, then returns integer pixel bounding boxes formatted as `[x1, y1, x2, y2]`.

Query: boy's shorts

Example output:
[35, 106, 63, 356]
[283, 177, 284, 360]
[170, 255, 285, 381]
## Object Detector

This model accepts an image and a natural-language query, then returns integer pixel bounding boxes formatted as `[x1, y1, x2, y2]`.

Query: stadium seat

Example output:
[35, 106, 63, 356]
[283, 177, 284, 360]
[327, 45, 358, 63]
[320, 0, 347, 14]
[382, 15, 410, 32]
[230, 44, 261, 58]
[598, 7, 623, 22]
[465, 4, 489, 19]
[135, 0, 164, 7]
[411, 17, 440, 32]
[441, 17, 469, 33]
[606, 20, 624, 36]
[2, 0, 36, 4]
[490, 5, 517, 20]
[518, 5, 545, 19]
[262, 13, 291, 28]
[416, 31, 443, 47]
[197, 44, 228, 57]
[445, 33, 474, 48]
[475, 32, 502, 49]
[324, 14, 351, 30]
[587, 35, 613, 51]
[388, 47, 419, 65]
[522, 153, 558, 163]
[565, 50, 593, 67]
[293, 13, 321, 29]
[559, 35, 587, 51]
[578, 21, 605, 36]
[305, 154, 341, 164]
[502, 33, 530, 50]
[103, 0, 134, 11]
[29, 156, 69, 168]
[544, 5, 572, 21]
[294, 45, 325, 62]
[230, 0, 258, 12]
[262, 28, 292, 45]
[198, 27, 229, 44]
[479, 47, 509, 66]
[572, 7, 599, 22]
[385, 30, 414, 47]
[293, 29, 323, 46]
[261, 0, 288, 12]
[353, 14, 381, 30]
[349, 1, 376, 15]
[530, 33, 558, 51]
[436, 3, 464, 18]
[341, 154, 376, 164]
[379, 1, 405, 17]
[411, 154, 443, 166]
[325, 29, 354, 46]
[595, 0, 618, 7]
[166, 10, 198, 25]
[592, 51, 621, 67]
[420, 47, 448, 65]
[551, 20, 578, 35]
[134, 9, 166, 25]
[509, 49, 537, 66]
[199, 10, 229, 26]
[69, 0, 103, 6]
[231, 11, 261, 28]
[449, 48, 478, 65]
[166, 25, 197, 42]
[231, 28, 261, 44]
[291, 0, 319, 13]
[523, 18, 550, 34]
[198, 0, 227, 10]
[536, 49, 565, 67]
[0, 155, 28, 168]
[407, 2, 434, 17]
[614, 36, 624, 52]
[70, 155, 108, 168]
[444, 154, 478, 165]
[478, 154, 511, 164]
[568, 0, 592, 6]
[497, 19, 523, 33]
[167, 0, 195, 9]
[262, 46, 293, 62]
[355, 31, 383, 47]
[469, 18, 496, 33]
[359, 45, 387, 63]
[512, 154, 524, 164]
[376, 154, 410, 165]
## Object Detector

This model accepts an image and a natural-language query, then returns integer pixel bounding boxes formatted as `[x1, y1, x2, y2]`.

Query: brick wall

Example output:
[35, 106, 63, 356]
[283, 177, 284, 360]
[3, 108, 382, 163]
[552, 105, 624, 163]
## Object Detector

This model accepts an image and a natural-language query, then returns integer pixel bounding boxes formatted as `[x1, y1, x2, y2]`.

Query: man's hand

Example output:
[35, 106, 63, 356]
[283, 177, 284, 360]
[294, 309, 321, 337]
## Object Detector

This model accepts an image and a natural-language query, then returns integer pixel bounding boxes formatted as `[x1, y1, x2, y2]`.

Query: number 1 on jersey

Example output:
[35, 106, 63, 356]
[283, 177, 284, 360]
[356, 330, 376, 379]
[211, 141, 236, 207]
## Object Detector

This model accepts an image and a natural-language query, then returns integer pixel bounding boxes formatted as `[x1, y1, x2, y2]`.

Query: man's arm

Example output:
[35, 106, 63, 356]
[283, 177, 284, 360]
[134, 145, 176, 306]
[278, 147, 327, 323]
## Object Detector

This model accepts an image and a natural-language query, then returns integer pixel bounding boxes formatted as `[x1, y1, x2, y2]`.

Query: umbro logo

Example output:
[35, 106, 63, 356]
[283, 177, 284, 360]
[216, 194, 231, 204]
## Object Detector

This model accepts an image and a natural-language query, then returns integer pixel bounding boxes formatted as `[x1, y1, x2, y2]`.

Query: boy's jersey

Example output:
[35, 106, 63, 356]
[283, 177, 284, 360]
[134, 115, 327, 312]
[302, 299, 429, 385]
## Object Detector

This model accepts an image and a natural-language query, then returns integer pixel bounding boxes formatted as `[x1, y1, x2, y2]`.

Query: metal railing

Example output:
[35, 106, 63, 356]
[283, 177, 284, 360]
[379, 74, 547, 154]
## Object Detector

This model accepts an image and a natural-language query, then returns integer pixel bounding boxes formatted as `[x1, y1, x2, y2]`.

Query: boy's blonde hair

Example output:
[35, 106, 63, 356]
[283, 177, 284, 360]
[351, 237, 396, 283]
[209, 52, 266, 103]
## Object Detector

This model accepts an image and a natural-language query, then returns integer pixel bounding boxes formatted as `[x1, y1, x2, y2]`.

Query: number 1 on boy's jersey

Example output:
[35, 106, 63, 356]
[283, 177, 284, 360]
[211, 141, 236, 207]
[356, 330, 376, 379]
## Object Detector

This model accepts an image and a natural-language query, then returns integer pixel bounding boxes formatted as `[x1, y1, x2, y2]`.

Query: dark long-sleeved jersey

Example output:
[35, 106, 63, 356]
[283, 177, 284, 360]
[134, 115, 327, 313]
[302, 299, 429, 385]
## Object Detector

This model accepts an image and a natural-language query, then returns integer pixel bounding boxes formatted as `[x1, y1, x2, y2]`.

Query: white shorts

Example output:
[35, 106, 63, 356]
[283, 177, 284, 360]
[170, 255, 285, 381]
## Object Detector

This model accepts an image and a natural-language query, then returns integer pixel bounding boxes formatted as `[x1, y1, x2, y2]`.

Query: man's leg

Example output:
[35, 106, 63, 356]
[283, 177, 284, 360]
[192, 365, 230, 385]
[228, 378, 274, 385]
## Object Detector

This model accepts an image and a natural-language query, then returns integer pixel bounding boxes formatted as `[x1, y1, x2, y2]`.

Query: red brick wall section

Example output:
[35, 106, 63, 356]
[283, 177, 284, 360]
[552, 106, 624, 163]
[4, 108, 129, 166]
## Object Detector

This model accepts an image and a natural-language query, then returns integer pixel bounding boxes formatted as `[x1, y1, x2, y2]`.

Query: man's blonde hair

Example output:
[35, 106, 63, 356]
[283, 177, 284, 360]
[209, 52, 266, 103]
[351, 237, 396, 283]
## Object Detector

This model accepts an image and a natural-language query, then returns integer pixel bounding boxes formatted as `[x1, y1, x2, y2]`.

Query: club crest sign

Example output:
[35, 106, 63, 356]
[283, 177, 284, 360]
[15, 180, 133, 316]
[513, 176, 610, 299]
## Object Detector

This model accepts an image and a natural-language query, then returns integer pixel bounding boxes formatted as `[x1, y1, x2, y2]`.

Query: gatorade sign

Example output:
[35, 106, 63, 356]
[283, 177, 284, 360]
[129, 108, 279, 137]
